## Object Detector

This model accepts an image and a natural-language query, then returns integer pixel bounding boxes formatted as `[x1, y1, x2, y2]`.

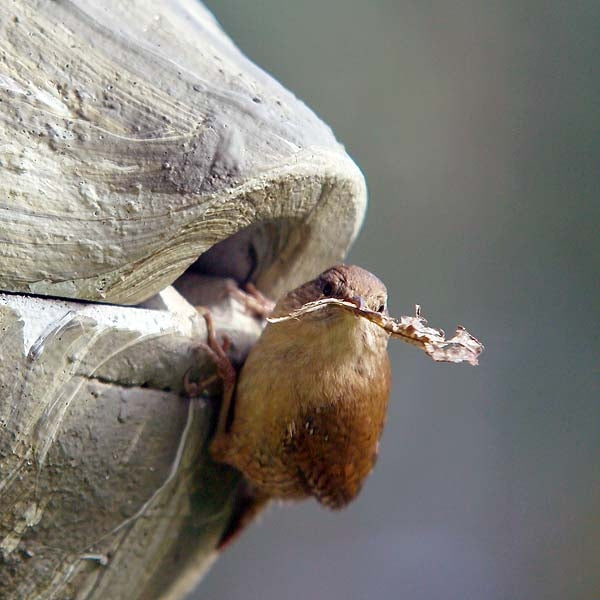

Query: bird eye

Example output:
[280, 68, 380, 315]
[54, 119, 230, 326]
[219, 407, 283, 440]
[377, 304, 385, 313]
[321, 282, 333, 296]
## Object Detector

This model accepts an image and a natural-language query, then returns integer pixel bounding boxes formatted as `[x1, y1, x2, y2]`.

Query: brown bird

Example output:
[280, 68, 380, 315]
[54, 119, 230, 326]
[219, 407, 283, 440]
[191, 264, 392, 542]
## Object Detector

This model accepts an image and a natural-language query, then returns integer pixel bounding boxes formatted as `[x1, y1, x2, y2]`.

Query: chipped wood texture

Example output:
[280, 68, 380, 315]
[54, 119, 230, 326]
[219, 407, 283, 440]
[0, 2, 367, 597]
[0, 286, 263, 599]
[0, 0, 366, 304]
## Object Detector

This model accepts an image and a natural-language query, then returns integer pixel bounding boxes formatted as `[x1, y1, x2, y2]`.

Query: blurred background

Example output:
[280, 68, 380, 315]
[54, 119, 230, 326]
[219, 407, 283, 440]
[199, 2, 599, 599]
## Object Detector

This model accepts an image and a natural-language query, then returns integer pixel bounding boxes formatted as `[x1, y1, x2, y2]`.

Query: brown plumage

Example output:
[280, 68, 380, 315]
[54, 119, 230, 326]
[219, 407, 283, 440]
[210, 265, 392, 519]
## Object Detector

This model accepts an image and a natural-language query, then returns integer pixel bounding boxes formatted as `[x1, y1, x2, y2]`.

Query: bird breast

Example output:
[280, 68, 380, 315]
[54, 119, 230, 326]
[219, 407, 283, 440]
[214, 311, 391, 502]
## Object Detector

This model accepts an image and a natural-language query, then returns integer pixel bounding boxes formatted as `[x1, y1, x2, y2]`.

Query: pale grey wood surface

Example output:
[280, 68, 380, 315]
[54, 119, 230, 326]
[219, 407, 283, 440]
[0, 1, 366, 597]
[0, 284, 263, 599]
[0, 0, 366, 304]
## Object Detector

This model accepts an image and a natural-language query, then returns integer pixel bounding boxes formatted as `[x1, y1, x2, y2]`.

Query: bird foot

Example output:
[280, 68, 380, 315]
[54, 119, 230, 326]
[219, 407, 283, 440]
[227, 280, 275, 319]
[184, 309, 237, 435]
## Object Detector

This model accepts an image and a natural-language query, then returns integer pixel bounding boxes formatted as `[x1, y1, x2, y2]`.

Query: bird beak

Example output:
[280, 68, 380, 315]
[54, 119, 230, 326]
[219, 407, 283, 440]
[350, 295, 367, 311]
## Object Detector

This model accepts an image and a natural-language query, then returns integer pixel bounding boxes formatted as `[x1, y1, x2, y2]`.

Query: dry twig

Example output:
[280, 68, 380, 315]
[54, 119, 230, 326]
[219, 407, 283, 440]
[268, 299, 484, 365]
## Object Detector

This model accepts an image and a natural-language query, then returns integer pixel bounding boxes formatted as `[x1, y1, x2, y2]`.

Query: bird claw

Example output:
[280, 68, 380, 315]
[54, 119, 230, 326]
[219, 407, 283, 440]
[185, 309, 237, 435]
[183, 365, 218, 398]
[226, 280, 275, 319]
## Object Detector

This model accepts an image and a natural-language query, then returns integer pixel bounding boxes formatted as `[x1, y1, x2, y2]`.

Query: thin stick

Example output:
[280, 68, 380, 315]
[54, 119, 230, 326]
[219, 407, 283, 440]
[268, 299, 484, 366]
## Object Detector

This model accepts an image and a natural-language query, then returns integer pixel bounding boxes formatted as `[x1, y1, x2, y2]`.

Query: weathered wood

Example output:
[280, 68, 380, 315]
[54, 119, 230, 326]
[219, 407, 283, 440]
[0, 284, 263, 599]
[0, 0, 366, 304]
[0, 1, 367, 597]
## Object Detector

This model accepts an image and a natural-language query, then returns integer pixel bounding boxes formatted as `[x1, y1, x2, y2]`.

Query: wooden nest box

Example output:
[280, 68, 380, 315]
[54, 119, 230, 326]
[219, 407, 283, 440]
[0, 1, 366, 598]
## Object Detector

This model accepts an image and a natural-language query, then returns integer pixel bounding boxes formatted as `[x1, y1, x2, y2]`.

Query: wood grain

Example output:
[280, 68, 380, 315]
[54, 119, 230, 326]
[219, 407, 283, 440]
[0, 2, 366, 597]
[0, 0, 366, 304]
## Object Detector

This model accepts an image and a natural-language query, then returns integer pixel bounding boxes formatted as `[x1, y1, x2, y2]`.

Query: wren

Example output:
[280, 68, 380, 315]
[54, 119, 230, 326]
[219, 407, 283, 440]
[192, 264, 392, 540]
